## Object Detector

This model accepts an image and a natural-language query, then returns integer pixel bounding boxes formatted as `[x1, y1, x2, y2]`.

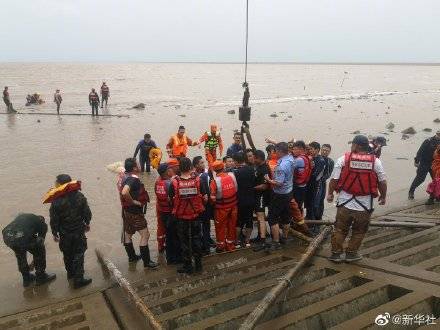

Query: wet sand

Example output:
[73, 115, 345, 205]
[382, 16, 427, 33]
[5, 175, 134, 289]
[0, 63, 439, 316]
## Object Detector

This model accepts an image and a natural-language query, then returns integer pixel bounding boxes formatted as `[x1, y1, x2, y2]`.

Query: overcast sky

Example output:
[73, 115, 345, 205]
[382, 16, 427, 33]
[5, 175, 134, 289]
[0, 0, 438, 63]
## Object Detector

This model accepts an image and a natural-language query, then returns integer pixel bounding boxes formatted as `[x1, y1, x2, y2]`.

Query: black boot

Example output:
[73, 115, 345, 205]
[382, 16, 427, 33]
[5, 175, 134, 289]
[22, 272, 36, 288]
[35, 272, 56, 286]
[140, 245, 158, 269]
[194, 258, 203, 273]
[73, 277, 92, 289]
[124, 243, 141, 263]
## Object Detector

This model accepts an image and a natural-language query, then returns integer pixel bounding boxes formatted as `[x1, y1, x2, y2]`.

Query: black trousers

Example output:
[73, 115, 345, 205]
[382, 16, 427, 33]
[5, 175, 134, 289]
[177, 219, 202, 269]
[12, 238, 46, 275]
[91, 102, 99, 116]
[199, 207, 213, 252]
[161, 212, 182, 263]
[293, 185, 307, 213]
[409, 163, 434, 194]
[59, 232, 87, 280]
[139, 156, 151, 172]
[56, 103, 61, 114]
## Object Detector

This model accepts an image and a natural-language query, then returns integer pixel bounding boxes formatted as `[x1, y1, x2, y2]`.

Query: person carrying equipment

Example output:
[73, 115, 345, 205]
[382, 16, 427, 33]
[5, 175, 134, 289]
[199, 124, 224, 168]
[100, 82, 110, 108]
[2, 214, 56, 288]
[166, 126, 199, 159]
[88, 88, 100, 116]
[133, 133, 158, 173]
[327, 135, 387, 263]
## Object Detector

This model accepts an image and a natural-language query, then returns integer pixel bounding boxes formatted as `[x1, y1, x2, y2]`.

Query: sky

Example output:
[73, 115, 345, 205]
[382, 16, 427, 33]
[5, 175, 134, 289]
[0, 0, 438, 63]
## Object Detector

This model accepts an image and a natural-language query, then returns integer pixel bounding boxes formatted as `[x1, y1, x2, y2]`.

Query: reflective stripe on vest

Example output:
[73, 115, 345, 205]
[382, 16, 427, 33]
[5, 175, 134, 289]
[155, 178, 172, 212]
[89, 93, 99, 101]
[204, 132, 220, 150]
[172, 176, 204, 219]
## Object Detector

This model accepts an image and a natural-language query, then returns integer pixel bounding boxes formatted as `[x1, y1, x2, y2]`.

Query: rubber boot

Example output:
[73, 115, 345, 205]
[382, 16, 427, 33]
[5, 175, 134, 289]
[124, 243, 141, 263]
[73, 277, 92, 289]
[140, 245, 158, 269]
[194, 258, 203, 274]
[35, 272, 56, 286]
[22, 272, 36, 288]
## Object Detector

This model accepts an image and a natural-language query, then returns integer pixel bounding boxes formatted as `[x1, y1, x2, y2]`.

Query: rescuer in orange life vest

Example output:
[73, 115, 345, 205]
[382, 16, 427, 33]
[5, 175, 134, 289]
[88, 88, 100, 116]
[155, 163, 182, 264]
[199, 124, 224, 167]
[210, 160, 238, 252]
[166, 126, 199, 159]
[327, 135, 387, 263]
[169, 157, 205, 274]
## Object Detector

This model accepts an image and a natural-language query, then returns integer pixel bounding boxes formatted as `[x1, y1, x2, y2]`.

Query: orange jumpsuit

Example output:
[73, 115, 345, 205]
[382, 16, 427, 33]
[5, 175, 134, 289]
[210, 172, 237, 251]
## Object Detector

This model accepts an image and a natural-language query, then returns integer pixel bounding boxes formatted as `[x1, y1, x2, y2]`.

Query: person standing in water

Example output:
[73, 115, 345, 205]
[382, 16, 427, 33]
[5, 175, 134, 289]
[100, 82, 110, 108]
[88, 88, 100, 116]
[133, 133, 158, 173]
[3, 86, 15, 112]
[54, 89, 62, 114]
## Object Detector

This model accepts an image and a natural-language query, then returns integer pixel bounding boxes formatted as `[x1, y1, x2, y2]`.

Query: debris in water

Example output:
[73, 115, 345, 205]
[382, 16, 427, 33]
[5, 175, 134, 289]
[386, 122, 395, 130]
[37, 119, 41, 123]
[423, 128, 432, 132]
[106, 161, 124, 174]
[434, 118, 440, 123]
[401, 134, 410, 140]
[270, 113, 278, 118]
[179, 114, 186, 117]
[288, 115, 292, 118]
[401, 127, 416, 134]
[396, 157, 409, 160]
[132, 103, 145, 109]
[337, 105, 342, 108]
[227, 110, 235, 114]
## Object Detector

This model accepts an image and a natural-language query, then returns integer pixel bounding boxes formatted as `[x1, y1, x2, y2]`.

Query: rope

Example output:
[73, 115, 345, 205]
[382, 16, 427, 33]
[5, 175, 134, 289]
[244, 0, 249, 83]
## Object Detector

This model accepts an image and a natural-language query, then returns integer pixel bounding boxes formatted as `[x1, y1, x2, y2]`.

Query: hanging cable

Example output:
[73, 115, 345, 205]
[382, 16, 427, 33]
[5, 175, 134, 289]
[244, 0, 249, 83]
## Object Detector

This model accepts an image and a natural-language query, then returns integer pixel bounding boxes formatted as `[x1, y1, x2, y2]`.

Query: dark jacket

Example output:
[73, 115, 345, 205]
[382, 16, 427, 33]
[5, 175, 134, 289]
[50, 191, 92, 236]
[415, 137, 440, 165]
[134, 139, 157, 159]
[2, 213, 47, 248]
[234, 165, 256, 206]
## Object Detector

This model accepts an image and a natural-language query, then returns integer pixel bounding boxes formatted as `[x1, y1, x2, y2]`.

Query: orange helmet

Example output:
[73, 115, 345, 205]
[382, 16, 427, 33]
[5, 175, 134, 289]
[212, 160, 224, 171]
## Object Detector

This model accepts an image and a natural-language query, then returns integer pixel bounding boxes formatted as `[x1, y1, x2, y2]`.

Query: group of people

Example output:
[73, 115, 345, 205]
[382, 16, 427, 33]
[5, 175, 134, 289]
[118, 124, 388, 275]
[2, 83, 110, 115]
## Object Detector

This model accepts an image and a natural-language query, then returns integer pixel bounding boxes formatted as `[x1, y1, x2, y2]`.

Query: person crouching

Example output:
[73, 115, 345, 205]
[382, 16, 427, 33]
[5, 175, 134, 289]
[119, 158, 158, 268]
[169, 157, 205, 274]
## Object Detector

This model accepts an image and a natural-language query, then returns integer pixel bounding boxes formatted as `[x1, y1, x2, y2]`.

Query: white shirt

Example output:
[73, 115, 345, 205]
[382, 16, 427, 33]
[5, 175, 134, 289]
[332, 155, 386, 211]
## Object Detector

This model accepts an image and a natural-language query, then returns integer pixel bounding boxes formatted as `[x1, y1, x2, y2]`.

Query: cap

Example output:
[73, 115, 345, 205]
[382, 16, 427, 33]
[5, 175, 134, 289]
[373, 136, 387, 146]
[212, 160, 224, 171]
[352, 135, 369, 147]
[157, 163, 168, 175]
[167, 158, 179, 168]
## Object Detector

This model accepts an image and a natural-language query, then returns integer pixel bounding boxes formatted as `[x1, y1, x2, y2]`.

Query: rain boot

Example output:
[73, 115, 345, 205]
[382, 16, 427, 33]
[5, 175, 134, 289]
[35, 272, 56, 286]
[140, 245, 158, 269]
[124, 242, 141, 263]
[22, 272, 36, 288]
[194, 257, 203, 274]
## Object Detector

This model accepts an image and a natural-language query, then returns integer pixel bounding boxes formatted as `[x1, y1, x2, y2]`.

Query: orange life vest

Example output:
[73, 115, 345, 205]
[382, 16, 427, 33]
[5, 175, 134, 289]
[89, 92, 99, 102]
[171, 134, 189, 157]
[155, 177, 172, 213]
[336, 152, 379, 197]
[294, 155, 312, 186]
[172, 176, 204, 220]
[101, 86, 109, 95]
[213, 173, 238, 209]
[43, 181, 81, 204]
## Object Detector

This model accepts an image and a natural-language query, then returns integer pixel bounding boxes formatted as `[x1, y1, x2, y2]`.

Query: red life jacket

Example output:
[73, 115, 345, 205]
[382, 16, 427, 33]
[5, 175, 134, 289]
[101, 86, 109, 95]
[336, 152, 379, 197]
[118, 173, 150, 208]
[214, 173, 238, 209]
[155, 178, 172, 213]
[172, 176, 205, 220]
[294, 155, 312, 186]
[89, 92, 99, 102]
